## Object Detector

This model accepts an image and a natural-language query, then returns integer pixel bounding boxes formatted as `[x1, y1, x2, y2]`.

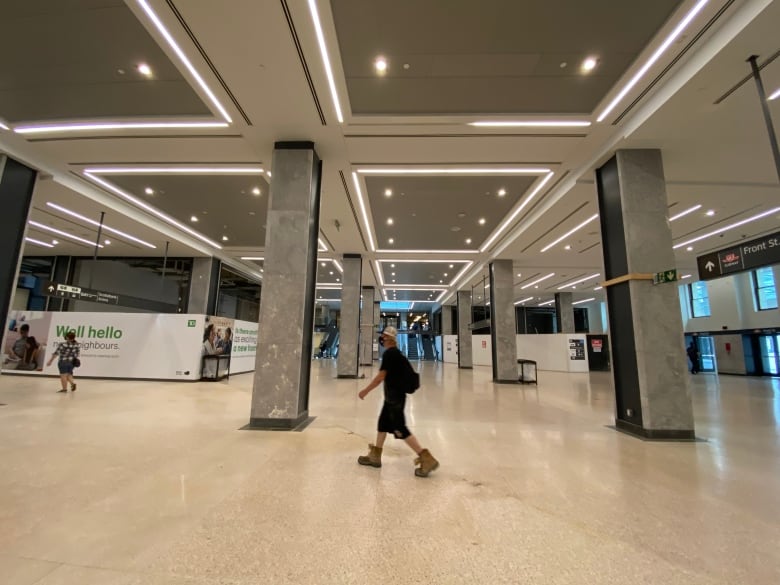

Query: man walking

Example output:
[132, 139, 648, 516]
[357, 326, 439, 477]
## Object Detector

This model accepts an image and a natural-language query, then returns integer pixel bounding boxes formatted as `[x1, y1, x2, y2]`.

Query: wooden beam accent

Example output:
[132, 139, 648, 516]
[600, 273, 654, 288]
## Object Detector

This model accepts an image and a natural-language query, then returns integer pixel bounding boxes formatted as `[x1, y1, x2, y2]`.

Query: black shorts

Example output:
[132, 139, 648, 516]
[378, 400, 411, 439]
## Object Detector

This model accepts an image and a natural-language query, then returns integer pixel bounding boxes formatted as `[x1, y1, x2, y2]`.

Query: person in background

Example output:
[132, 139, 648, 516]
[7, 324, 39, 370]
[687, 341, 700, 374]
[217, 327, 233, 355]
[47, 330, 80, 393]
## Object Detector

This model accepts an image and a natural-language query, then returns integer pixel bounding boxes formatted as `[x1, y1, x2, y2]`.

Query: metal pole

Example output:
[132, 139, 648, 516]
[748, 55, 780, 184]
[161, 241, 170, 282]
[90, 211, 105, 289]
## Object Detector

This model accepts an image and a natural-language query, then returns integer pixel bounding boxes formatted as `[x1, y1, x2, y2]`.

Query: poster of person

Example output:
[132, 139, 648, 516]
[202, 316, 234, 379]
[2, 311, 53, 372]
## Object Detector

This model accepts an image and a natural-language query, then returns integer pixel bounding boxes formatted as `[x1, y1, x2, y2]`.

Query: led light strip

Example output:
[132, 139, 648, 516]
[374, 260, 385, 287]
[669, 204, 702, 221]
[25, 237, 54, 248]
[317, 283, 342, 289]
[376, 249, 477, 254]
[332, 259, 344, 273]
[514, 296, 534, 305]
[308, 0, 344, 123]
[538, 300, 555, 307]
[383, 286, 448, 291]
[673, 207, 780, 249]
[469, 121, 591, 128]
[15, 121, 229, 134]
[318, 238, 329, 251]
[84, 166, 264, 174]
[84, 172, 222, 249]
[681, 274, 692, 279]
[520, 273, 555, 290]
[540, 213, 599, 252]
[481, 172, 555, 252]
[352, 172, 376, 252]
[357, 167, 551, 175]
[769, 88, 780, 101]
[0, 121, 10, 131]
[572, 297, 596, 305]
[29, 221, 103, 247]
[136, 0, 232, 123]
[240, 256, 264, 260]
[597, 0, 710, 122]
[556, 273, 601, 290]
[46, 202, 156, 249]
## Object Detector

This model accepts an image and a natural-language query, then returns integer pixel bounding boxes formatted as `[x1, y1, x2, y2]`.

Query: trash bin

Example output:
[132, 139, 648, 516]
[517, 359, 537, 384]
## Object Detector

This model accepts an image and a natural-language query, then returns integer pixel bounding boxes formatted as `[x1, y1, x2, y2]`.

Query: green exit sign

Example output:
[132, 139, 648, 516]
[653, 269, 678, 284]
[187, 320, 197, 327]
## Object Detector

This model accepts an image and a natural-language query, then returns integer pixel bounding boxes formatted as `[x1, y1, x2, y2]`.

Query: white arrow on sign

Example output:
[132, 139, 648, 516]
[47, 285, 54, 293]
[705, 261, 715, 272]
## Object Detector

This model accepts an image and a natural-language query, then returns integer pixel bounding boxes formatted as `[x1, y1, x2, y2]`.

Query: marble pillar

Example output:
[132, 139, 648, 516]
[441, 305, 453, 335]
[0, 156, 36, 332]
[373, 301, 381, 360]
[555, 292, 575, 333]
[457, 290, 473, 369]
[337, 254, 361, 378]
[359, 286, 375, 366]
[489, 260, 519, 382]
[596, 149, 695, 440]
[249, 142, 321, 429]
[188, 257, 220, 314]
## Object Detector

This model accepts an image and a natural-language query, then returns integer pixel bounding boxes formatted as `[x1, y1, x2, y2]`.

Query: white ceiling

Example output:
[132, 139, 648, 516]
[1, 0, 779, 311]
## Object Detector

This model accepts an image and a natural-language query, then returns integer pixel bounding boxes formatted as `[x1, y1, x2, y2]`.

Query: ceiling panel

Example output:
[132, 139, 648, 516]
[383, 289, 443, 302]
[104, 174, 270, 248]
[366, 175, 537, 250]
[330, 0, 683, 115]
[379, 260, 469, 286]
[0, 1, 210, 122]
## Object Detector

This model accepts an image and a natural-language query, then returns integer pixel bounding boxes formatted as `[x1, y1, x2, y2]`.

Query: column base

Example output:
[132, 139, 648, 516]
[244, 413, 314, 431]
[613, 419, 698, 441]
[458, 366, 473, 369]
[336, 374, 362, 379]
[493, 378, 521, 385]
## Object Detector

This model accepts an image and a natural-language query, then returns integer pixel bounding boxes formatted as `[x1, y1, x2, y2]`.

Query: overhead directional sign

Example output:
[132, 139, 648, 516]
[696, 230, 780, 281]
[42, 281, 179, 313]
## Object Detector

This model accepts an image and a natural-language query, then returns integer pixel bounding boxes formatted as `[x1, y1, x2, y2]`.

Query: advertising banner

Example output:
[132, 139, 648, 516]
[3, 311, 204, 380]
[230, 319, 258, 374]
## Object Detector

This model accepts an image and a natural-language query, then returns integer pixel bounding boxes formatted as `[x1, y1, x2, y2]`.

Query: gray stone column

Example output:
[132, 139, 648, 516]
[249, 142, 321, 430]
[373, 300, 381, 360]
[596, 149, 694, 440]
[188, 257, 220, 314]
[0, 156, 36, 331]
[457, 290, 473, 369]
[337, 254, 361, 378]
[489, 260, 518, 382]
[359, 286, 374, 366]
[555, 292, 575, 333]
[441, 305, 453, 335]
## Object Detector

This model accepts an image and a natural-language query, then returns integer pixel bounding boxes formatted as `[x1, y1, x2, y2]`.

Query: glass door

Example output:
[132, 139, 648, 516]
[759, 335, 780, 375]
[697, 336, 717, 372]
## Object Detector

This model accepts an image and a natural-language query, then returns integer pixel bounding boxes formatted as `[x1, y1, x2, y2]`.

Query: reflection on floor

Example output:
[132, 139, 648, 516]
[1, 362, 779, 584]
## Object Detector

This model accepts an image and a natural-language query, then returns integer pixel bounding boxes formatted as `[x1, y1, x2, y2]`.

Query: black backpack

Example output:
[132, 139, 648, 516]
[404, 360, 420, 394]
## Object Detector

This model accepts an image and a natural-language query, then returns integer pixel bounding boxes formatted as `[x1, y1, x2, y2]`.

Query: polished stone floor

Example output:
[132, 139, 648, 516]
[1, 362, 779, 584]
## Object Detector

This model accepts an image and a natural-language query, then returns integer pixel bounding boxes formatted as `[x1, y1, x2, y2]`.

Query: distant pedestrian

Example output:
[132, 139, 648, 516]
[47, 330, 80, 392]
[357, 326, 439, 477]
[687, 341, 700, 374]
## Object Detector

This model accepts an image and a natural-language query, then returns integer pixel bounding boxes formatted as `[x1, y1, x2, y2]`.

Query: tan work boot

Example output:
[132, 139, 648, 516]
[357, 444, 382, 468]
[414, 449, 439, 477]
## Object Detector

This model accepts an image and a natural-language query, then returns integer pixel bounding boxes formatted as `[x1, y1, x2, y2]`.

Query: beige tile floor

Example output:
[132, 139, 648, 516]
[1, 361, 779, 584]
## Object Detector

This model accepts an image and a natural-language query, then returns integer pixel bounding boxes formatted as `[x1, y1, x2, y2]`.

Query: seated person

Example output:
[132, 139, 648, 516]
[7, 324, 39, 370]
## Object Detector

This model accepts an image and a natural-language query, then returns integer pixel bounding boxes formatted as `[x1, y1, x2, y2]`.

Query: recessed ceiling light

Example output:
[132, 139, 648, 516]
[252, 187, 261, 196]
[388, 238, 394, 244]
[387, 217, 394, 225]
[444, 273, 448, 277]
[706, 210, 715, 216]
[478, 218, 486, 225]
[669, 204, 702, 221]
[321, 262, 326, 266]
[336, 278, 340, 282]
[498, 188, 506, 197]
[391, 272, 395, 276]
[144, 187, 154, 195]
[374, 56, 388, 74]
[384, 188, 393, 197]
[329, 271, 334, 275]
[190, 216, 198, 222]
[137, 63, 153, 76]
[581, 57, 598, 72]
[465, 238, 472, 244]
[686, 246, 693, 251]
[391, 264, 395, 268]
[52, 240, 58, 245]
[222, 235, 229, 242]
[104, 239, 111, 245]
[564, 245, 571, 250]
[449, 264, 454, 268]
[517, 273, 522, 277]
[439, 280, 443, 283]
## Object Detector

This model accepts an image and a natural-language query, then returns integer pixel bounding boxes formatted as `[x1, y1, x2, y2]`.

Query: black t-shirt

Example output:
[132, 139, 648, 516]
[380, 346, 408, 403]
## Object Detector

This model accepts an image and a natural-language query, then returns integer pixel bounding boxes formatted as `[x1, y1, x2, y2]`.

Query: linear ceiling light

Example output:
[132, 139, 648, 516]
[669, 204, 702, 221]
[317, 283, 342, 289]
[318, 238, 329, 251]
[25, 237, 54, 248]
[597, 0, 710, 123]
[377, 259, 470, 264]
[481, 172, 555, 252]
[769, 88, 780, 101]
[308, 0, 344, 123]
[469, 121, 591, 128]
[540, 213, 599, 252]
[572, 297, 596, 305]
[557, 273, 601, 290]
[383, 286, 448, 292]
[14, 121, 229, 134]
[539, 300, 555, 307]
[29, 221, 103, 247]
[358, 167, 550, 175]
[333, 259, 344, 273]
[376, 249, 476, 254]
[673, 207, 780, 249]
[352, 172, 376, 251]
[374, 260, 385, 286]
[136, 0, 231, 123]
[0, 121, 9, 130]
[514, 296, 534, 305]
[521, 273, 555, 290]
[46, 202, 156, 249]
[84, 166, 264, 174]
[240, 256, 264, 260]
[84, 172, 222, 249]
